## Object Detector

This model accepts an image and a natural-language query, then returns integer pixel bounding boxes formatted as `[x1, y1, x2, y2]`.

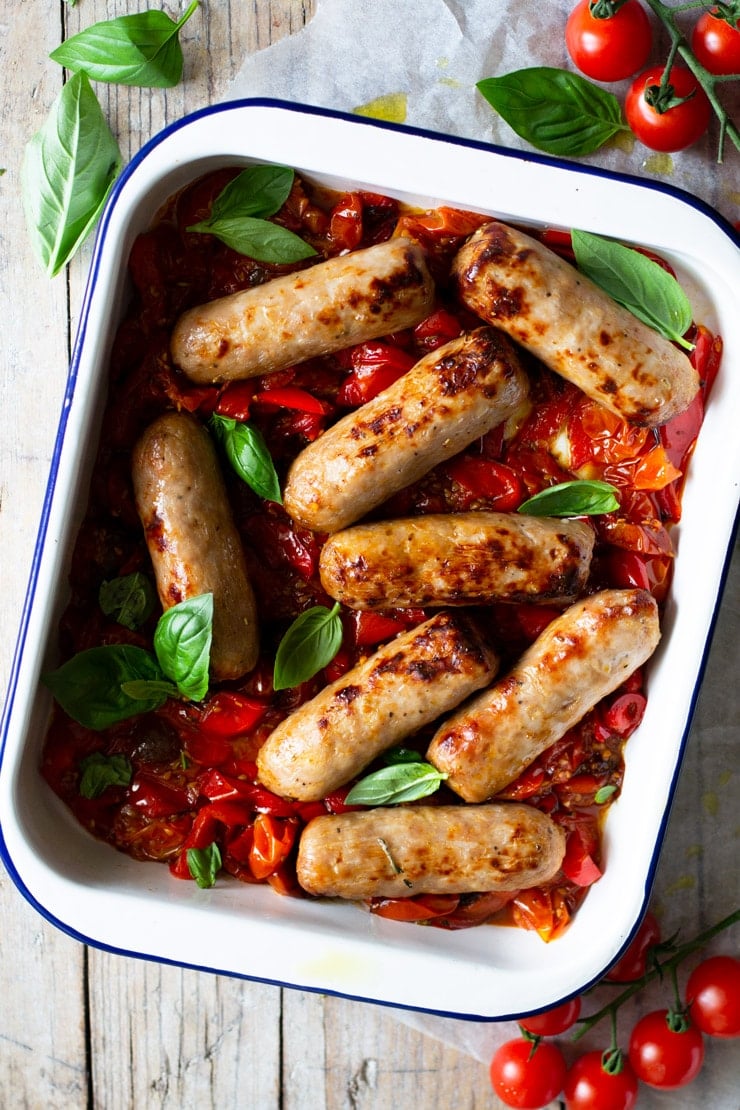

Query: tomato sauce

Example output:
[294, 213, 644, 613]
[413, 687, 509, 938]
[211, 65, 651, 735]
[41, 171, 719, 940]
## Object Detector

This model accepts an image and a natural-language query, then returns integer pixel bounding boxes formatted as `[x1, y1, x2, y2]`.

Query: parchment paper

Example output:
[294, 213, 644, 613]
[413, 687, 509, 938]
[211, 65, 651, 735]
[226, 4, 739, 1104]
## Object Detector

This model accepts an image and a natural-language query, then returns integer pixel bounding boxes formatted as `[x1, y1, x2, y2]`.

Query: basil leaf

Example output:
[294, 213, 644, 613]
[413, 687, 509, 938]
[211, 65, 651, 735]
[42, 645, 168, 730]
[384, 747, 425, 765]
[195, 165, 295, 222]
[187, 843, 222, 889]
[78, 752, 132, 799]
[344, 763, 448, 806]
[477, 67, 627, 156]
[50, 1, 200, 88]
[189, 214, 316, 264]
[21, 72, 122, 277]
[120, 678, 180, 701]
[99, 572, 157, 631]
[594, 784, 618, 804]
[153, 593, 213, 702]
[273, 603, 343, 691]
[210, 414, 282, 503]
[571, 229, 694, 350]
[518, 480, 619, 517]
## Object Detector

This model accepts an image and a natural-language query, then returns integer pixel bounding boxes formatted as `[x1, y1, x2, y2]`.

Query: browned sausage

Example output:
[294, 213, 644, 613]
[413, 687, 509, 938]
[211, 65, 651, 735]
[426, 588, 660, 802]
[283, 327, 529, 533]
[131, 411, 259, 681]
[170, 238, 435, 383]
[296, 803, 566, 899]
[256, 612, 498, 802]
[452, 221, 698, 427]
[318, 513, 595, 609]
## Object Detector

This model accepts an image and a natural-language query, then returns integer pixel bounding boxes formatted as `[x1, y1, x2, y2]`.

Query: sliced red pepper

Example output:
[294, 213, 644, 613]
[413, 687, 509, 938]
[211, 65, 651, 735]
[249, 813, 297, 880]
[496, 763, 547, 800]
[690, 324, 722, 396]
[561, 828, 603, 887]
[322, 784, 365, 814]
[199, 691, 269, 737]
[514, 605, 562, 644]
[412, 308, 463, 351]
[336, 342, 416, 407]
[128, 772, 192, 819]
[446, 457, 524, 511]
[659, 391, 704, 473]
[323, 644, 354, 682]
[251, 386, 333, 415]
[350, 610, 406, 647]
[329, 192, 364, 251]
[215, 380, 257, 422]
[539, 227, 575, 260]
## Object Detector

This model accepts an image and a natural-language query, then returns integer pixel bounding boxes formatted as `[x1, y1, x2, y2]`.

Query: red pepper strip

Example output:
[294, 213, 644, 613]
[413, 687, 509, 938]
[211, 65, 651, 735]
[690, 325, 722, 396]
[496, 764, 547, 801]
[322, 785, 366, 814]
[249, 814, 298, 880]
[198, 770, 297, 817]
[215, 380, 257, 422]
[251, 386, 333, 415]
[368, 894, 460, 922]
[659, 391, 703, 473]
[412, 308, 463, 350]
[128, 772, 192, 818]
[199, 691, 269, 737]
[561, 828, 603, 887]
[351, 610, 406, 647]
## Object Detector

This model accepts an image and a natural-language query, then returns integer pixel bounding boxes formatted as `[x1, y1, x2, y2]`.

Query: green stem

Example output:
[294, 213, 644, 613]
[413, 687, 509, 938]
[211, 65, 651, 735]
[573, 908, 740, 1041]
[641, 0, 740, 161]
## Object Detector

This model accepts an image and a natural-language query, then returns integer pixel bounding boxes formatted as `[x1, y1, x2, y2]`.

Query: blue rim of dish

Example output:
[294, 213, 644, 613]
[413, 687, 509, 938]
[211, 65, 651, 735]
[1, 98, 738, 1022]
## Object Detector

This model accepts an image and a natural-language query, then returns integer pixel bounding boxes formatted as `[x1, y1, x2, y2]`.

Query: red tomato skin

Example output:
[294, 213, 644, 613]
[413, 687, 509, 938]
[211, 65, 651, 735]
[625, 66, 712, 152]
[563, 1051, 639, 1110]
[566, 0, 653, 82]
[691, 11, 740, 75]
[686, 955, 740, 1038]
[628, 1010, 705, 1089]
[606, 910, 661, 981]
[520, 996, 582, 1037]
[490, 1038, 567, 1108]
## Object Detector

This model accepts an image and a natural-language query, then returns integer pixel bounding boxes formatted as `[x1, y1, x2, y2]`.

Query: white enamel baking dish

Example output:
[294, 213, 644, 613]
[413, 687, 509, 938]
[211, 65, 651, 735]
[1, 100, 738, 1020]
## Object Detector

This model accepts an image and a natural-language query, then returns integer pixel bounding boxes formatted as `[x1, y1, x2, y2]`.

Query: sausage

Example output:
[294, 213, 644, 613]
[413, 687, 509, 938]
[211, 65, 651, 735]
[256, 612, 498, 802]
[132, 411, 259, 681]
[426, 588, 660, 802]
[283, 327, 529, 533]
[170, 238, 435, 383]
[452, 221, 698, 427]
[319, 512, 595, 609]
[296, 803, 566, 899]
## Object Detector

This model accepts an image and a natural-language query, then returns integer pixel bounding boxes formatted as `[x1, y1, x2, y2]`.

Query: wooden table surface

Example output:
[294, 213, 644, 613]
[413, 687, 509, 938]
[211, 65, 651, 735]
[0, 4, 737, 1108]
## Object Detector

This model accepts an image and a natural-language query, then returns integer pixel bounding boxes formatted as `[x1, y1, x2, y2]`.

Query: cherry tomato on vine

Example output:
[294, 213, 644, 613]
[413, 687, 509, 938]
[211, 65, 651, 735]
[691, 9, 740, 76]
[628, 1009, 705, 1089]
[520, 996, 582, 1037]
[489, 1038, 567, 1108]
[686, 955, 740, 1037]
[564, 1051, 639, 1110]
[606, 910, 661, 981]
[566, 0, 653, 82]
[625, 65, 712, 152]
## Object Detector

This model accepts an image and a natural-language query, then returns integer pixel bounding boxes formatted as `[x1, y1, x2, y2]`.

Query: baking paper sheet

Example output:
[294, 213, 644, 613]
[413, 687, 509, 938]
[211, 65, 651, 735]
[226, 4, 739, 1104]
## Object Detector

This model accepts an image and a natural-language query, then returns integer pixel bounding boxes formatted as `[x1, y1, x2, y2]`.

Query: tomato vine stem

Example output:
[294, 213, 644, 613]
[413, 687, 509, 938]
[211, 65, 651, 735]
[572, 907, 740, 1040]
[641, 0, 740, 160]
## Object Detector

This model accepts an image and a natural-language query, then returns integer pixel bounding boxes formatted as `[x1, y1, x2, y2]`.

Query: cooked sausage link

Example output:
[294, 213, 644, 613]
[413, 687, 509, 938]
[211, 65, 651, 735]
[427, 588, 660, 802]
[452, 221, 698, 427]
[283, 327, 529, 533]
[296, 803, 566, 899]
[132, 411, 259, 681]
[256, 612, 498, 802]
[171, 238, 435, 383]
[319, 513, 595, 609]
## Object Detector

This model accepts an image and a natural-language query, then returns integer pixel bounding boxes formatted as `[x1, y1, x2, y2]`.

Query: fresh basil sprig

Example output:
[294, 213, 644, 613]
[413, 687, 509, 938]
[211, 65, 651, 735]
[187, 843, 222, 889]
[78, 752, 132, 799]
[50, 2, 200, 88]
[99, 572, 157, 631]
[21, 72, 122, 277]
[43, 593, 214, 730]
[43, 644, 169, 730]
[518, 480, 619, 517]
[345, 762, 448, 806]
[210, 414, 282, 503]
[273, 603, 343, 691]
[187, 165, 316, 263]
[477, 67, 628, 156]
[153, 592, 213, 702]
[571, 229, 694, 350]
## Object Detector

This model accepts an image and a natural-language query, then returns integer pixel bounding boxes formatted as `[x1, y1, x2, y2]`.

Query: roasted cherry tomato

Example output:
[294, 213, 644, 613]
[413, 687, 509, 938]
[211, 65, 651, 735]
[686, 955, 740, 1038]
[566, 0, 653, 81]
[489, 1037, 567, 1108]
[691, 9, 740, 75]
[368, 893, 460, 922]
[248, 813, 297, 881]
[563, 1051, 639, 1110]
[628, 1010, 705, 1088]
[606, 910, 661, 981]
[199, 691, 268, 737]
[520, 996, 582, 1037]
[446, 457, 525, 510]
[625, 65, 712, 152]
